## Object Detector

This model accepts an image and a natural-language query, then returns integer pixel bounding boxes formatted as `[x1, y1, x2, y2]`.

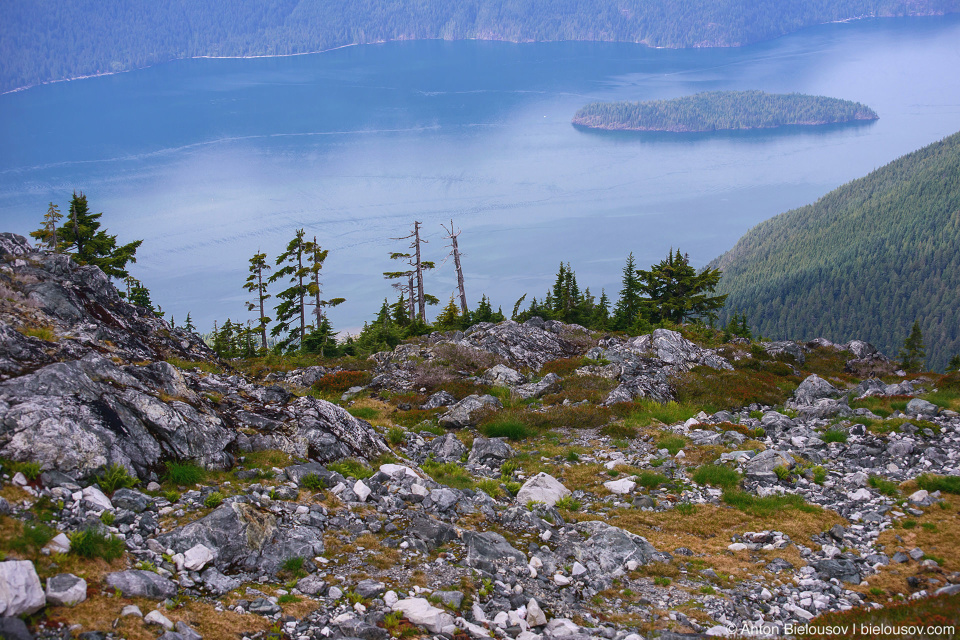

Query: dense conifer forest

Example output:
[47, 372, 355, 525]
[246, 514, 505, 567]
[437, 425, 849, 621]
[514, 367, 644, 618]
[572, 91, 878, 132]
[711, 131, 960, 371]
[3, 0, 959, 92]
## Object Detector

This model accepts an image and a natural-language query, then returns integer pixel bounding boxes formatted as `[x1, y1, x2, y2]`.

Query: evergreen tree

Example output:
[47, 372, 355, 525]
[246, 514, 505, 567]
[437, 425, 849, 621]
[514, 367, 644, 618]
[636, 249, 726, 325]
[899, 320, 926, 372]
[57, 192, 142, 279]
[304, 236, 345, 330]
[183, 312, 195, 333]
[613, 253, 642, 330]
[268, 229, 310, 352]
[30, 202, 63, 251]
[302, 316, 339, 356]
[243, 250, 271, 351]
[591, 289, 611, 329]
[947, 354, 960, 372]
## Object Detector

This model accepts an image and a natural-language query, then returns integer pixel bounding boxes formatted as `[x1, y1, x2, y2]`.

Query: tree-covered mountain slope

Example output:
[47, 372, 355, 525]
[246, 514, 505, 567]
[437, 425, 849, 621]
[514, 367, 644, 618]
[2, 0, 959, 92]
[711, 131, 960, 371]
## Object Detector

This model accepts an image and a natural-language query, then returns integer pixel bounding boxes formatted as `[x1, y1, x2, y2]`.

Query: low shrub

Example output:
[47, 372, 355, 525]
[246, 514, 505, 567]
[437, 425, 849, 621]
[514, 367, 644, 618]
[658, 435, 687, 456]
[480, 418, 534, 441]
[868, 475, 900, 497]
[812, 466, 827, 484]
[421, 459, 473, 490]
[821, 429, 848, 443]
[691, 464, 741, 490]
[97, 464, 138, 494]
[300, 473, 326, 490]
[165, 461, 205, 486]
[916, 473, 960, 495]
[555, 495, 581, 511]
[69, 529, 125, 560]
[721, 490, 819, 517]
[280, 556, 307, 579]
[7, 522, 55, 556]
[327, 458, 373, 480]
[347, 406, 378, 420]
[600, 423, 638, 440]
[475, 478, 504, 499]
[204, 492, 224, 508]
[675, 502, 696, 516]
[636, 471, 669, 489]
[773, 465, 792, 481]
[313, 370, 370, 394]
[387, 427, 406, 446]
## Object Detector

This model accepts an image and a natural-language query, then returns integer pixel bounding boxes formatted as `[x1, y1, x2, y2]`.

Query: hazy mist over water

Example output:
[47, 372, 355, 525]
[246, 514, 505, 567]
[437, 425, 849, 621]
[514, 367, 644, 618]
[2, 16, 959, 333]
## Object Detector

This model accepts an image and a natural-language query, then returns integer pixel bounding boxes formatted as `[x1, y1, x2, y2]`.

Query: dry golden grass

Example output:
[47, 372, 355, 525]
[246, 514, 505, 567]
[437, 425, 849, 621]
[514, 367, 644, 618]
[355, 533, 401, 570]
[556, 463, 609, 493]
[0, 484, 31, 503]
[48, 595, 273, 640]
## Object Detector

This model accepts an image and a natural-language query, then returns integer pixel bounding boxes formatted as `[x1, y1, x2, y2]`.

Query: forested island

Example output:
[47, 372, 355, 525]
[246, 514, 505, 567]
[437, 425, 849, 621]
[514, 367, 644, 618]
[572, 91, 878, 133]
[3, 0, 959, 92]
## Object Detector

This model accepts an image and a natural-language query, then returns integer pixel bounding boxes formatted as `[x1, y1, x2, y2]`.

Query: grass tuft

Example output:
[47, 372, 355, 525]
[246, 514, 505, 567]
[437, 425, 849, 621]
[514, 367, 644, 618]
[691, 464, 741, 490]
[97, 463, 138, 494]
[721, 490, 819, 517]
[165, 461, 205, 486]
[69, 529, 125, 560]
[916, 474, 960, 495]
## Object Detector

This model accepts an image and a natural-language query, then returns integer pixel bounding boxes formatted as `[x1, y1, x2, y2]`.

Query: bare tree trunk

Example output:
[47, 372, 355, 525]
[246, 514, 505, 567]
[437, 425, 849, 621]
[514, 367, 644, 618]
[257, 267, 268, 351]
[413, 221, 425, 322]
[297, 247, 305, 341]
[407, 274, 415, 321]
[442, 220, 468, 315]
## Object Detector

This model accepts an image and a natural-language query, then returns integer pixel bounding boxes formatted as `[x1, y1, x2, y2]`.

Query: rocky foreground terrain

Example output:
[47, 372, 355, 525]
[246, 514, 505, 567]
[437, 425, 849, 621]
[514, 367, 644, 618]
[1, 232, 958, 640]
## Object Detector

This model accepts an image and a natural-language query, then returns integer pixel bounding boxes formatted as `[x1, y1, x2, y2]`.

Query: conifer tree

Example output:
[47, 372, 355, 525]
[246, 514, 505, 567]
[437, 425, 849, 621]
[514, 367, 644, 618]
[388, 222, 436, 322]
[636, 249, 726, 325]
[899, 320, 926, 372]
[57, 192, 142, 279]
[441, 220, 469, 315]
[268, 229, 310, 352]
[30, 202, 63, 251]
[243, 251, 271, 351]
[434, 296, 461, 330]
[184, 312, 195, 333]
[947, 354, 960, 372]
[613, 253, 642, 330]
[304, 236, 345, 329]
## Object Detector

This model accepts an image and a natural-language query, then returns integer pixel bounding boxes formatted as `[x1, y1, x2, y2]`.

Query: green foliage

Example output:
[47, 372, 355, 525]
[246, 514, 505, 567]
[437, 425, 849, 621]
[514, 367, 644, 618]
[347, 406, 378, 420]
[475, 478, 504, 499]
[721, 490, 819, 517]
[902, 519, 917, 529]
[657, 435, 687, 456]
[691, 464, 740, 490]
[69, 529, 125, 560]
[636, 249, 727, 325]
[327, 458, 373, 479]
[387, 427, 406, 446]
[504, 481, 521, 496]
[269, 229, 311, 352]
[421, 458, 473, 490]
[633, 471, 667, 489]
[480, 418, 534, 441]
[899, 320, 926, 372]
[653, 576, 671, 586]
[675, 502, 696, 516]
[100, 511, 116, 526]
[7, 460, 41, 481]
[773, 464, 792, 481]
[52, 192, 142, 279]
[554, 495, 581, 511]
[624, 400, 701, 427]
[714, 131, 960, 372]
[821, 429, 848, 443]
[203, 492, 224, 508]
[812, 465, 827, 484]
[280, 556, 308, 579]
[97, 463, 138, 494]
[277, 593, 301, 604]
[7, 522, 55, 556]
[243, 250, 272, 352]
[868, 475, 900, 497]
[600, 423, 638, 440]
[300, 473, 326, 490]
[573, 91, 877, 132]
[916, 474, 960, 495]
[165, 461, 205, 486]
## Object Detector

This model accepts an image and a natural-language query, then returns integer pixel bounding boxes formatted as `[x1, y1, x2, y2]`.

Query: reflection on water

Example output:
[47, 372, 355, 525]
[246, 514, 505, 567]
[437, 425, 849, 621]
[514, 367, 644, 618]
[1, 16, 959, 332]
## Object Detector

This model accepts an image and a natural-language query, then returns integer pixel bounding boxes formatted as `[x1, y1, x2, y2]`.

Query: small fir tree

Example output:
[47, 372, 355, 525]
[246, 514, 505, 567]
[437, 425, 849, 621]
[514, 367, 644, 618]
[268, 229, 310, 352]
[30, 202, 63, 251]
[899, 320, 926, 372]
[58, 192, 142, 279]
[243, 250, 271, 351]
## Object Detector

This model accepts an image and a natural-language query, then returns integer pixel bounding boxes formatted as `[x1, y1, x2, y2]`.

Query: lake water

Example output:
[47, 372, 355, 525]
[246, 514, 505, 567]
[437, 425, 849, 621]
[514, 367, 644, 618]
[2, 16, 960, 333]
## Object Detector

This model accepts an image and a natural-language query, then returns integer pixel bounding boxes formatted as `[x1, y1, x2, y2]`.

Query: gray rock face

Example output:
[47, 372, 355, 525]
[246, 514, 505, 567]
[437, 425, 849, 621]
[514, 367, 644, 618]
[815, 558, 861, 584]
[906, 398, 939, 417]
[481, 364, 527, 387]
[421, 390, 456, 410]
[0, 618, 33, 640]
[284, 396, 392, 462]
[514, 373, 561, 400]
[0, 560, 45, 616]
[744, 450, 795, 477]
[110, 488, 154, 513]
[467, 436, 515, 467]
[104, 570, 178, 600]
[200, 567, 241, 596]
[156, 502, 324, 575]
[463, 531, 527, 574]
[571, 521, 657, 574]
[427, 433, 467, 463]
[45, 573, 87, 606]
[792, 374, 841, 406]
[761, 341, 806, 364]
[438, 394, 502, 429]
[458, 320, 583, 371]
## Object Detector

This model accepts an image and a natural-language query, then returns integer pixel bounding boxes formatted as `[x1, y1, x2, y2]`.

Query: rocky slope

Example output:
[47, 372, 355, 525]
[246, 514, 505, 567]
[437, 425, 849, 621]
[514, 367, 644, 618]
[1, 233, 959, 640]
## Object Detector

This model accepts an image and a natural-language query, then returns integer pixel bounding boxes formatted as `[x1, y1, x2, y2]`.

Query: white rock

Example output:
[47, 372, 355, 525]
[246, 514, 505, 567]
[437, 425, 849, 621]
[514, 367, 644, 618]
[392, 597, 456, 634]
[354, 480, 372, 502]
[625, 560, 639, 571]
[571, 562, 587, 576]
[81, 486, 113, 511]
[172, 553, 185, 572]
[705, 625, 731, 636]
[493, 612, 510, 628]
[603, 478, 636, 495]
[727, 543, 748, 552]
[12, 472, 27, 486]
[472, 602, 488, 623]
[380, 464, 420, 479]
[821, 545, 841, 559]
[183, 543, 215, 571]
[909, 489, 930, 503]
[0, 560, 45, 616]
[411, 483, 430, 497]
[529, 557, 543, 570]
[539, 530, 552, 542]
[544, 619, 579, 637]
[328, 586, 343, 600]
[553, 574, 571, 586]
[515, 632, 540, 640]
[457, 616, 492, 638]
[675, 450, 686, 459]
[759, 588, 772, 601]
[516, 473, 571, 507]
[384, 590, 399, 607]
[121, 604, 143, 617]
[526, 599, 547, 627]
[849, 488, 872, 501]
[45, 533, 71, 554]
[144, 610, 174, 630]
[45, 573, 87, 607]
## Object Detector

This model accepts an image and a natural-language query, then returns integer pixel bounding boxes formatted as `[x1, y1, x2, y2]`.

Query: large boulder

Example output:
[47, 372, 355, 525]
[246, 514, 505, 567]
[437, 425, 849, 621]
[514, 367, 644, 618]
[481, 365, 527, 387]
[463, 531, 527, 574]
[572, 521, 658, 574]
[791, 374, 841, 406]
[516, 473, 570, 507]
[906, 398, 939, 417]
[744, 450, 795, 478]
[156, 501, 324, 575]
[467, 437, 515, 467]
[0, 560, 45, 616]
[514, 373, 562, 400]
[456, 320, 583, 371]
[438, 395, 502, 429]
[45, 573, 87, 607]
[104, 570, 178, 600]
[427, 433, 467, 463]
[392, 598, 456, 634]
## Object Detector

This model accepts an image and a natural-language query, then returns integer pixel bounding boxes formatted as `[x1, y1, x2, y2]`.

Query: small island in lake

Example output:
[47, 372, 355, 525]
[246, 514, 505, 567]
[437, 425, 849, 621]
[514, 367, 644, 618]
[572, 90, 878, 132]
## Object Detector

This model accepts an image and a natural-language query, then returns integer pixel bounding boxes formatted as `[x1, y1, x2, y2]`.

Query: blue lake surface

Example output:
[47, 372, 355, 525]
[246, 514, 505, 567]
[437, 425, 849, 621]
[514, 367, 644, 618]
[2, 16, 960, 333]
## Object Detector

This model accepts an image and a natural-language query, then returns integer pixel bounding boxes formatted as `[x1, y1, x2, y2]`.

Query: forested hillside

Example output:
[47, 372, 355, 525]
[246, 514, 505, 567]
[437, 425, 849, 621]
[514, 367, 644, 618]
[572, 91, 878, 132]
[711, 131, 960, 371]
[3, 0, 959, 92]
